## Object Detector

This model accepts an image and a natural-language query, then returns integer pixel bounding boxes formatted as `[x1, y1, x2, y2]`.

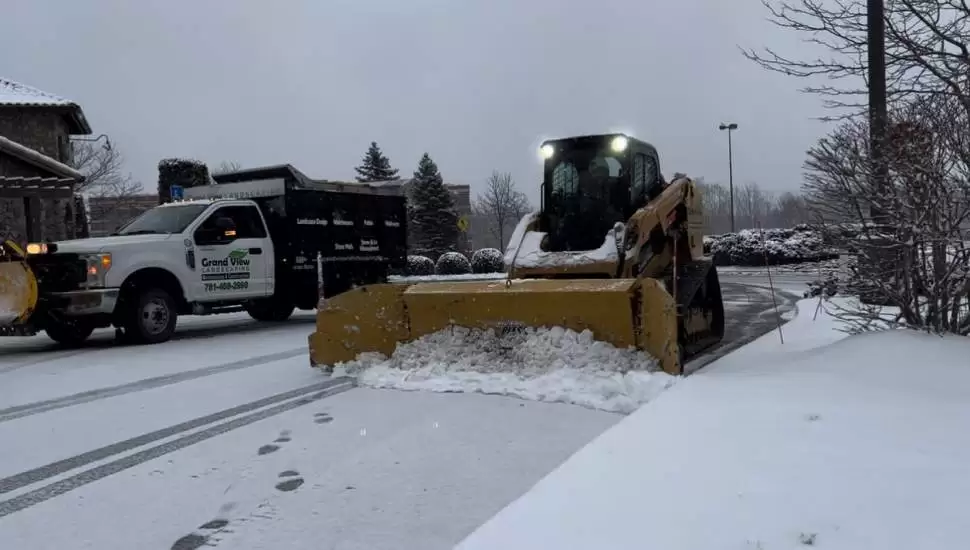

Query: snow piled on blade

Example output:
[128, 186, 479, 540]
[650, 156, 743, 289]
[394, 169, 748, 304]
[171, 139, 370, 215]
[334, 326, 676, 414]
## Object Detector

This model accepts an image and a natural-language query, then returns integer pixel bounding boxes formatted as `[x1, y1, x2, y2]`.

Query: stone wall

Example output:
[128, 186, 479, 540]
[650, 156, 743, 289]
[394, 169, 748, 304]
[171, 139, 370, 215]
[0, 108, 73, 164]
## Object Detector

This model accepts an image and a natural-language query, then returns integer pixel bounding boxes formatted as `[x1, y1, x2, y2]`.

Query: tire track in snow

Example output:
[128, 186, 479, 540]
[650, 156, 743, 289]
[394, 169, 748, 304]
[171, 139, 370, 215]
[0, 348, 306, 423]
[0, 377, 355, 517]
[0, 377, 354, 518]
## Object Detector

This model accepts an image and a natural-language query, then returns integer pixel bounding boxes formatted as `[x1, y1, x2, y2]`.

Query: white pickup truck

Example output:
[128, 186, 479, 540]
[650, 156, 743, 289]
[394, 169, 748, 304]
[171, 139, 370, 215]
[0, 174, 406, 346]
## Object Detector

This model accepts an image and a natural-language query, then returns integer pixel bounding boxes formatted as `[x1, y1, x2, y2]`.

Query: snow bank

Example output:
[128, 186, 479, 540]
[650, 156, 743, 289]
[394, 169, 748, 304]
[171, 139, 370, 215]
[457, 298, 970, 550]
[334, 326, 675, 414]
[388, 272, 507, 283]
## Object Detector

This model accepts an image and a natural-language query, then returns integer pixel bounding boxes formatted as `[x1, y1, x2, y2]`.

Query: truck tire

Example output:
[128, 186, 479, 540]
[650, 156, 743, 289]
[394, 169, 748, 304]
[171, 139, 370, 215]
[245, 298, 295, 322]
[122, 287, 178, 344]
[45, 320, 95, 347]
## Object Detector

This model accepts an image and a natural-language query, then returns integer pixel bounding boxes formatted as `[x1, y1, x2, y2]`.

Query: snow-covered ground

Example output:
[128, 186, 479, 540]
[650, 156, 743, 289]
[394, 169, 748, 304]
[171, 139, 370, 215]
[0, 279, 800, 550]
[0, 311, 620, 550]
[457, 297, 970, 550]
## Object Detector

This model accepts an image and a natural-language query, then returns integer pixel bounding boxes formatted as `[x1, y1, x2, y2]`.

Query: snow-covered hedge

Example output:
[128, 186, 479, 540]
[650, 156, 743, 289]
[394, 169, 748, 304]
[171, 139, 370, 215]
[406, 255, 435, 276]
[158, 158, 209, 204]
[435, 251, 472, 275]
[705, 226, 840, 267]
[471, 248, 504, 274]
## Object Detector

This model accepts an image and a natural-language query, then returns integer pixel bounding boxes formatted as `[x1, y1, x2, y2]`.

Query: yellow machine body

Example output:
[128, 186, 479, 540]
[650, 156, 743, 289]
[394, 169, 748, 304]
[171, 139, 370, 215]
[309, 133, 725, 376]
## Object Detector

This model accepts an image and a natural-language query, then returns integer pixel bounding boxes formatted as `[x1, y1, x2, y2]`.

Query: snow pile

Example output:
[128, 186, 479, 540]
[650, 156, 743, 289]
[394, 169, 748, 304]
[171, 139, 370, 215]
[471, 247, 504, 273]
[509, 222, 624, 269]
[435, 251, 472, 275]
[457, 299, 970, 550]
[334, 325, 676, 414]
[705, 226, 840, 267]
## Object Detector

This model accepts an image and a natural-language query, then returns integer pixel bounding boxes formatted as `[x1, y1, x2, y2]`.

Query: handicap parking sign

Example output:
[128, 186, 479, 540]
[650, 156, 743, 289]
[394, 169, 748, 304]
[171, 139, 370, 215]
[170, 185, 184, 200]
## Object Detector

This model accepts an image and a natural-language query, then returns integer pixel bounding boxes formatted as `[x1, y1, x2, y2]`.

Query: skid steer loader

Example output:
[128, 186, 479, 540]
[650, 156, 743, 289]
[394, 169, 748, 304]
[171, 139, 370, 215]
[308, 133, 725, 375]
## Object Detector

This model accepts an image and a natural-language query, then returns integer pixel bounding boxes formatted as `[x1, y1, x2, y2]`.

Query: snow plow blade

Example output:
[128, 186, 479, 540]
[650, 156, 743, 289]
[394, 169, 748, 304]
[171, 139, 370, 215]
[308, 278, 684, 375]
[0, 240, 39, 332]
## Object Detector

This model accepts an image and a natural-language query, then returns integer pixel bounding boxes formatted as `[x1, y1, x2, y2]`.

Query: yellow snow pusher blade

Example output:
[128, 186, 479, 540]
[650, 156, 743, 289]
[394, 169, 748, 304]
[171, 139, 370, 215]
[308, 277, 684, 375]
[0, 240, 39, 330]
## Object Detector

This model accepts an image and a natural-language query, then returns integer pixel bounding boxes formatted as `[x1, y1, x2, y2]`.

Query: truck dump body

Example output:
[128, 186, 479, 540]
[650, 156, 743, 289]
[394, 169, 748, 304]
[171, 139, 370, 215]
[188, 164, 406, 308]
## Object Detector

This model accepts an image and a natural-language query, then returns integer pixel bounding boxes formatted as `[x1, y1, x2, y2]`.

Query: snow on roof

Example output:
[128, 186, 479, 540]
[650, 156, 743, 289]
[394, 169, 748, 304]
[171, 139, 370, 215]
[0, 78, 92, 134]
[0, 78, 74, 107]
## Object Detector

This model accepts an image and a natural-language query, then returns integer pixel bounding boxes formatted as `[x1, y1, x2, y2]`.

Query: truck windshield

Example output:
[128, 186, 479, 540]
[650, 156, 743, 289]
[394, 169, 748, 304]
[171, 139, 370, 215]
[113, 203, 209, 235]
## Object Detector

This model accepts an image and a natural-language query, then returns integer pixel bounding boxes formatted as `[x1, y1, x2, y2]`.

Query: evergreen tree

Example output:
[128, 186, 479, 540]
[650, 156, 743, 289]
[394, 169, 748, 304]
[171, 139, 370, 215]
[408, 153, 459, 259]
[354, 141, 400, 182]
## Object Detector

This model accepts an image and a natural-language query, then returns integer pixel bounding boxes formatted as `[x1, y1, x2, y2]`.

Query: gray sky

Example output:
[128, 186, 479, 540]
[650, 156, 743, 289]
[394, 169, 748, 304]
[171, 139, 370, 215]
[1, 0, 827, 205]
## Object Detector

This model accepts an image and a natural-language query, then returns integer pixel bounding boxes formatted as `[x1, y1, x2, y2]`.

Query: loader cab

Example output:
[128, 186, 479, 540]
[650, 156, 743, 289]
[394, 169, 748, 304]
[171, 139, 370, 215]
[539, 133, 664, 252]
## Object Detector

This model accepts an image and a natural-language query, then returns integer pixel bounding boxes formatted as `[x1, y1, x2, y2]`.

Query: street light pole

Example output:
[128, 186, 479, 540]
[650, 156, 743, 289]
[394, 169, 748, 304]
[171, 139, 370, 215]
[867, 0, 887, 226]
[718, 122, 738, 232]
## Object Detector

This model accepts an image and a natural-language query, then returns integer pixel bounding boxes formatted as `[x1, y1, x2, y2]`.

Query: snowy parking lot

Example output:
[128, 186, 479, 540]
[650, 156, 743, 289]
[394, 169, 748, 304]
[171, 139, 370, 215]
[0, 277, 799, 549]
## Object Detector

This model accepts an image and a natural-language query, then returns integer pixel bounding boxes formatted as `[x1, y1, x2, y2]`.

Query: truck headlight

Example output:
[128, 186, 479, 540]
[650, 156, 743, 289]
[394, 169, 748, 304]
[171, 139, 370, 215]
[540, 144, 555, 159]
[82, 253, 112, 287]
[26, 242, 49, 254]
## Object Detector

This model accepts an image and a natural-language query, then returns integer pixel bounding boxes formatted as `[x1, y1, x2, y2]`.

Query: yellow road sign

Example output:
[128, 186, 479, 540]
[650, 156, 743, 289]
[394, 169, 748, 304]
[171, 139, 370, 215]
[457, 215, 469, 232]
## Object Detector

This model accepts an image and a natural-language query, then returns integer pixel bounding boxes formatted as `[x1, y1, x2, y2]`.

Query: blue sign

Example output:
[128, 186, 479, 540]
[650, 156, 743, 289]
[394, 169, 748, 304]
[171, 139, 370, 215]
[170, 185, 184, 200]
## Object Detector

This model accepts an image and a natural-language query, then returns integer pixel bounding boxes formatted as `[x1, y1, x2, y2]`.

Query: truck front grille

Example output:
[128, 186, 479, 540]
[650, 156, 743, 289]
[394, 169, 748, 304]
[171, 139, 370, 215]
[27, 253, 87, 293]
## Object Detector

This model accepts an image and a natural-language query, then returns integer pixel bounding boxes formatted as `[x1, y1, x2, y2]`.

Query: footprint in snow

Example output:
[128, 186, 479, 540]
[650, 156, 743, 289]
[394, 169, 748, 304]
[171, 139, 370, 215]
[278, 470, 300, 478]
[314, 412, 333, 424]
[199, 519, 229, 530]
[257, 444, 279, 456]
[274, 429, 292, 443]
[275, 477, 305, 492]
[171, 533, 209, 550]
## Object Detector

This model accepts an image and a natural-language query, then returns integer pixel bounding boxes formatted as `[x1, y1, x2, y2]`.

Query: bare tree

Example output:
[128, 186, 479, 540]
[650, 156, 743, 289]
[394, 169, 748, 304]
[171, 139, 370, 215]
[212, 160, 243, 175]
[71, 141, 142, 197]
[804, 95, 970, 335]
[64, 141, 143, 239]
[742, 0, 970, 120]
[473, 171, 531, 248]
[774, 192, 809, 227]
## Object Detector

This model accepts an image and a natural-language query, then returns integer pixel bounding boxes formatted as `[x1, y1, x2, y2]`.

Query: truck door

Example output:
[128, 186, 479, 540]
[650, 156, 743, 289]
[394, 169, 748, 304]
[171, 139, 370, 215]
[192, 204, 273, 301]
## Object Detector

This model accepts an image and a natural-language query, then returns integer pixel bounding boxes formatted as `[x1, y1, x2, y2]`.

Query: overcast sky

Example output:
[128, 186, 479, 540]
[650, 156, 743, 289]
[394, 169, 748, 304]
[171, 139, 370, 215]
[1, 0, 828, 205]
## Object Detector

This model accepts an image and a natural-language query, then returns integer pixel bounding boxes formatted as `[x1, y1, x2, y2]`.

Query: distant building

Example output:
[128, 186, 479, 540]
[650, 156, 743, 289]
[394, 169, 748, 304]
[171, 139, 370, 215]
[0, 78, 91, 243]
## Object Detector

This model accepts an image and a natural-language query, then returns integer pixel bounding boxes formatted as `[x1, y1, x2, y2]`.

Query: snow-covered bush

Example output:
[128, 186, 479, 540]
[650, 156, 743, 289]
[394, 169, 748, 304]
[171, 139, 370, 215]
[158, 158, 209, 204]
[706, 226, 839, 266]
[406, 255, 435, 276]
[471, 248, 504, 273]
[435, 251, 472, 275]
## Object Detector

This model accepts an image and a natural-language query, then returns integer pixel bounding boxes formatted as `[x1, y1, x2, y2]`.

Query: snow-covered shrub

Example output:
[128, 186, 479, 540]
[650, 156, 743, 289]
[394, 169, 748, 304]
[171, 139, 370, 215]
[435, 251, 472, 275]
[706, 226, 839, 266]
[406, 255, 435, 276]
[804, 274, 840, 298]
[471, 248, 504, 273]
[158, 158, 209, 204]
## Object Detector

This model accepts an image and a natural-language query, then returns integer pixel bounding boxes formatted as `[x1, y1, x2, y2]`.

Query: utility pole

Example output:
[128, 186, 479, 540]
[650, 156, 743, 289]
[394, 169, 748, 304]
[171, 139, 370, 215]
[867, 0, 888, 226]
[718, 122, 738, 232]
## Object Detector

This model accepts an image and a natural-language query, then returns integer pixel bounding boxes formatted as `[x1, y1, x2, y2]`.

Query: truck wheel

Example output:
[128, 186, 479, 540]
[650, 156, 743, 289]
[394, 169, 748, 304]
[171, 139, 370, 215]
[122, 287, 178, 344]
[245, 298, 295, 322]
[45, 320, 95, 347]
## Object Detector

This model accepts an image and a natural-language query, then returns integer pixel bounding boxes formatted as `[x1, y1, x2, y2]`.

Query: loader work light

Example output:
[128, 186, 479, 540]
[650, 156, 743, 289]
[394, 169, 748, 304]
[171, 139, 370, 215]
[540, 144, 555, 159]
[610, 135, 628, 153]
